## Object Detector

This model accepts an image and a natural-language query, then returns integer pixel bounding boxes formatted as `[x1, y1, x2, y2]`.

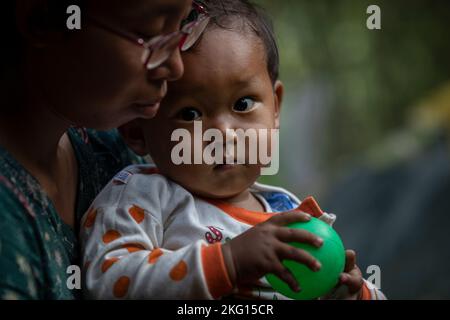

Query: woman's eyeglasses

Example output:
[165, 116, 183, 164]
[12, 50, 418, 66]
[88, 1, 210, 70]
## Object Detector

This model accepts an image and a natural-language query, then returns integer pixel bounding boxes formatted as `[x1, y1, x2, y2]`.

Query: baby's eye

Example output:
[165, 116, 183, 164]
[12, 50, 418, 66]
[176, 107, 202, 121]
[233, 97, 257, 113]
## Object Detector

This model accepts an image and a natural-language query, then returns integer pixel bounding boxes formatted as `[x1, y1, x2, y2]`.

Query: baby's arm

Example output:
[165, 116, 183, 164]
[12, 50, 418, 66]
[221, 211, 324, 292]
[80, 174, 233, 299]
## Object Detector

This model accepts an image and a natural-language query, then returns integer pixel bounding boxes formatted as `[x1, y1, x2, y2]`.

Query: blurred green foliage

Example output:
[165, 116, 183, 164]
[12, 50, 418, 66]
[251, 2, 450, 298]
[256, 0, 450, 178]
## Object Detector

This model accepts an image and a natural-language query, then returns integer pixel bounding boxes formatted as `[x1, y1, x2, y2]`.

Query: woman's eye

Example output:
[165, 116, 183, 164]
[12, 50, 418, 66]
[135, 29, 158, 42]
[177, 107, 202, 121]
[181, 8, 199, 27]
[233, 97, 257, 113]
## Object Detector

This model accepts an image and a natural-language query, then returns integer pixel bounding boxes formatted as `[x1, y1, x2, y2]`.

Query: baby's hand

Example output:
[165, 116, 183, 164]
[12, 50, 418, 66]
[337, 250, 364, 299]
[221, 211, 323, 292]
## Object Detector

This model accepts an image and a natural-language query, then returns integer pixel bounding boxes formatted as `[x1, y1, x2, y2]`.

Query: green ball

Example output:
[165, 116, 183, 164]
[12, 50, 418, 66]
[266, 217, 345, 300]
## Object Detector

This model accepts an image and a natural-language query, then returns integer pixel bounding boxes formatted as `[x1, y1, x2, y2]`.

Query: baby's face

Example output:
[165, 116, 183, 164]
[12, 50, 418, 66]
[139, 27, 283, 199]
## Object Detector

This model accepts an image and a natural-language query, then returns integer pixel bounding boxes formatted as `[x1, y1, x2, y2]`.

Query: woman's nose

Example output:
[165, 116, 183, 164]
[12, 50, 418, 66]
[148, 49, 185, 82]
[165, 49, 185, 81]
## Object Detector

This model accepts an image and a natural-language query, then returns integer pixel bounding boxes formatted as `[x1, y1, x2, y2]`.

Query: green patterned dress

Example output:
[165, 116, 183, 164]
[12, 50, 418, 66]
[0, 128, 144, 299]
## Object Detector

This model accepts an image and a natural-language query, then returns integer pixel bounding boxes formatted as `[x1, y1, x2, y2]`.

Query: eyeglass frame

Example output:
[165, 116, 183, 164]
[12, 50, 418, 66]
[86, 1, 210, 70]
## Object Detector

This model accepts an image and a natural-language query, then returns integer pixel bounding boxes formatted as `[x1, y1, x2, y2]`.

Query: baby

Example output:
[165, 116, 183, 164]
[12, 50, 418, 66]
[81, 0, 385, 300]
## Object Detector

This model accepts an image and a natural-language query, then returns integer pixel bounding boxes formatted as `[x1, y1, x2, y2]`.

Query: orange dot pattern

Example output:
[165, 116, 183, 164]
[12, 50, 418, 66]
[102, 257, 120, 273]
[84, 209, 97, 228]
[113, 276, 130, 298]
[148, 248, 164, 264]
[169, 260, 188, 281]
[102, 230, 121, 244]
[129, 205, 145, 224]
[99, 228, 190, 297]
[106, 250, 189, 298]
[123, 244, 145, 253]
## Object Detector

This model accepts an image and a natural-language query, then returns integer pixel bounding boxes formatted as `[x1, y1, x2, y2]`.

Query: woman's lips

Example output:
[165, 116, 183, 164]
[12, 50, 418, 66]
[132, 101, 161, 118]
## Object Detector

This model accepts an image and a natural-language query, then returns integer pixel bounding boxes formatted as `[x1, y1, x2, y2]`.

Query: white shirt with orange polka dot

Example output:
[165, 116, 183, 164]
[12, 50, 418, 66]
[80, 165, 386, 300]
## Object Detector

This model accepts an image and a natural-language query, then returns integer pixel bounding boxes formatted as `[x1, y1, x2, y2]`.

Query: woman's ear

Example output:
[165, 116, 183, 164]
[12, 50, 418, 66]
[273, 80, 284, 129]
[118, 120, 149, 157]
[16, 0, 64, 48]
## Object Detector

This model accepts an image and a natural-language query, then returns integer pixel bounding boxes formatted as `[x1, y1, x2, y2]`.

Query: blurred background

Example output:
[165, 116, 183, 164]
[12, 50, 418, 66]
[256, 0, 450, 299]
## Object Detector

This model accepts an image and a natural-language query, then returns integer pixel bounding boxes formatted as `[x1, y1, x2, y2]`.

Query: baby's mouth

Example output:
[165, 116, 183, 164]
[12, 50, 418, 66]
[214, 158, 244, 171]
[214, 163, 238, 171]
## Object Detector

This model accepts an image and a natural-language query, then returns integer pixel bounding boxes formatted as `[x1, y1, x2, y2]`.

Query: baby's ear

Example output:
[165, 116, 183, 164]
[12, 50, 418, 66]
[119, 120, 149, 157]
[273, 80, 284, 129]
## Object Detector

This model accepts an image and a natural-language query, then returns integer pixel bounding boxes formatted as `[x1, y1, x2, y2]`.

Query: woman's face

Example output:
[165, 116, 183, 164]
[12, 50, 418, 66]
[26, 0, 192, 129]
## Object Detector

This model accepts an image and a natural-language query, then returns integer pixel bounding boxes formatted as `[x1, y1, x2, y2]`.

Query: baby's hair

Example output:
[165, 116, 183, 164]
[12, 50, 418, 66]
[201, 0, 280, 84]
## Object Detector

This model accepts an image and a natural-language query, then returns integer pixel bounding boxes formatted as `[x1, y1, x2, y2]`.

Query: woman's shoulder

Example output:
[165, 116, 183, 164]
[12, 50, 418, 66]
[0, 144, 78, 300]
[0, 178, 78, 300]
[68, 128, 147, 216]
[0, 176, 36, 223]
[0, 181, 40, 300]
[69, 127, 145, 166]
[69, 127, 145, 186]
[0, 145, 49, 219]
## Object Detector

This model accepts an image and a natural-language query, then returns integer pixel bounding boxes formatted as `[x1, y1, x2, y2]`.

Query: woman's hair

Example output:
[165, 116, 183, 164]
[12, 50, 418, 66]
[0, 0, 84, 111]
[2, 1, 22, 66]
[1, 0, 84, 66]
[1, 1, 279, 83]
[202, 0, 280, 84]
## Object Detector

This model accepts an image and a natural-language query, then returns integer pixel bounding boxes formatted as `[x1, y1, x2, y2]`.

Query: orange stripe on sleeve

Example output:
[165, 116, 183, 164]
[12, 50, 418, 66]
[297, 196, 324, 218]
[359, 282, 373, 300]
[201, 243, 234, 299]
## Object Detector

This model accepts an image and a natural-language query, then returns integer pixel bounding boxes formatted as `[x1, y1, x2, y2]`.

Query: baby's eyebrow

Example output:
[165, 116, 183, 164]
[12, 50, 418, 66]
[228, 74, 267, 91]
[154, 0, 197, 18]
[155, 4, 188, 16]
[232, 77, 258, 87]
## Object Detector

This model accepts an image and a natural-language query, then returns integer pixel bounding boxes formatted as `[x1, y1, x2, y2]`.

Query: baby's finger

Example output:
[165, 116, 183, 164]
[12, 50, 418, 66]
[268, 211, 311, 226]
[344, 250, 356, 272]
[271, 262, 301, 293]
[276, 243, 322, 272]
[340, 272, 364, 294]
[277, 227, 323, 248]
